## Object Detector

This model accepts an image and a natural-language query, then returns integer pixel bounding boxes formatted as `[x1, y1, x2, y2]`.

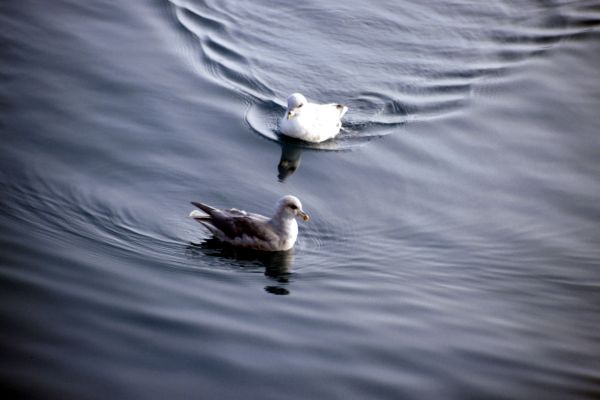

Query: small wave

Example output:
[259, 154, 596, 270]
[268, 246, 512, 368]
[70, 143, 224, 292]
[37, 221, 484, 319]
[2, 168, 192, 269]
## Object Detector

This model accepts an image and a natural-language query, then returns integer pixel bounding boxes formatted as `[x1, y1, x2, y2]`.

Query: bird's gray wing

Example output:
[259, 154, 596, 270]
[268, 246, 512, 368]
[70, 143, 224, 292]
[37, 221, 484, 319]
[191, 202, 274, 241]
[217, 214, 274, 242]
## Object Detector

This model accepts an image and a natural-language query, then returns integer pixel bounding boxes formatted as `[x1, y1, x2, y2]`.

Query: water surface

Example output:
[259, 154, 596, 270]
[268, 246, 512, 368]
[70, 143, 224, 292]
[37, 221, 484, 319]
[1, 0, 600, 399]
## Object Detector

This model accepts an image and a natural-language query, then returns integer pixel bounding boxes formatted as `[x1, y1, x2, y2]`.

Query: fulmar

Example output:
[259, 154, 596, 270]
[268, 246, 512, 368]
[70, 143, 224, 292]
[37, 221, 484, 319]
[189, 195, 309, 251]
[279, 93, 348, 143]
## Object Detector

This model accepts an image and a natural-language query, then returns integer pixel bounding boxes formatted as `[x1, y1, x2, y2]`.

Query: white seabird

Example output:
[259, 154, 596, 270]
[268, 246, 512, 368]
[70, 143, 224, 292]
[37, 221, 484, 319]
[279, 93, 348, 143]
[189, 195, 309, 251]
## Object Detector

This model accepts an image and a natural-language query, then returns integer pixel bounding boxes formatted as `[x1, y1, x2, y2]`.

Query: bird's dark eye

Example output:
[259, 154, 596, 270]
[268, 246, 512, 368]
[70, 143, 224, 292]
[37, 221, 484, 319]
[290, 205, 297, 210]
[297, 103, 303, 108]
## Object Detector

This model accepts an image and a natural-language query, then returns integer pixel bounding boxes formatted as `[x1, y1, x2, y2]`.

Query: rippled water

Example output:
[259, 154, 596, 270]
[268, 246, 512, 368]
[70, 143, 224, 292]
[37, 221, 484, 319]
[1, 0, 600, 398]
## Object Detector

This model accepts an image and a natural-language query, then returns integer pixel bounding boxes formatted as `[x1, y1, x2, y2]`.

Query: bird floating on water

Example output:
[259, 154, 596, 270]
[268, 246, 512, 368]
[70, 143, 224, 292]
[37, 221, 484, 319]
[189, 195, 309, 251]
[279, 93, 348, 143]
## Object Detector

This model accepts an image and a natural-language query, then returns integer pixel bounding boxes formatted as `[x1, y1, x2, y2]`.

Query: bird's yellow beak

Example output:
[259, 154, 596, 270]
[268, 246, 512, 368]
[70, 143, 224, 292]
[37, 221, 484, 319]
[287, 110, 295, 120]
[298, 210, 310, 221]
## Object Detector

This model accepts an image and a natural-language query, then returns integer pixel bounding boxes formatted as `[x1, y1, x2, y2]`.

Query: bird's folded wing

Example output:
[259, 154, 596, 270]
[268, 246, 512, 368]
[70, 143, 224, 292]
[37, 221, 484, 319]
[212, 214, 274, 242]
[315, 104, 343, 125]
[191, 202, 274, 241]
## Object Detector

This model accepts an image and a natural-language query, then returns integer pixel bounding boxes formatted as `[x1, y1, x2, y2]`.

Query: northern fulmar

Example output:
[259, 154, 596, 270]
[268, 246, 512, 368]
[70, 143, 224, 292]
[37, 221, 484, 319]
[279, 93, 348, 143]
[189, 195, 309, 251]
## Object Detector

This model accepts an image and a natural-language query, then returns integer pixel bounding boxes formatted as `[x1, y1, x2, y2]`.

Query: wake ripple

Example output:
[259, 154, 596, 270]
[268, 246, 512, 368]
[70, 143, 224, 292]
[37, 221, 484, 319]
[166, 0, 600, 150]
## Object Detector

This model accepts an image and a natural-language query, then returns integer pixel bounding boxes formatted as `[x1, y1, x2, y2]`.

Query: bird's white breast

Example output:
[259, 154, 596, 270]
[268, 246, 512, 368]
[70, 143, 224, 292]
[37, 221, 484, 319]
[281, 219, 298, 250]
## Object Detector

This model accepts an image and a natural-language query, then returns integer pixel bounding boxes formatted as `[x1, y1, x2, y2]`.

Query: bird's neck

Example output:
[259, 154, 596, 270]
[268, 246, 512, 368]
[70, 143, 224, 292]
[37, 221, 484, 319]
[270, 212, 297, 234]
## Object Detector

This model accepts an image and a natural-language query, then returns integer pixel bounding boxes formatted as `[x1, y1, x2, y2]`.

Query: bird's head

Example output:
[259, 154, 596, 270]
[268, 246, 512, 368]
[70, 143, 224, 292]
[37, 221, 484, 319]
[277, 195, 309, 221]
[286, 93, 307, 120]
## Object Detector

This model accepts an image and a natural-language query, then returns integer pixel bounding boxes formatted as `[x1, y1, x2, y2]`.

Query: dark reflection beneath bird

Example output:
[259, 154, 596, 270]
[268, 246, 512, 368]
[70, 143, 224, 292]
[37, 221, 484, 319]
[187, 239, 294, 295]
[277, 141, 304, 181]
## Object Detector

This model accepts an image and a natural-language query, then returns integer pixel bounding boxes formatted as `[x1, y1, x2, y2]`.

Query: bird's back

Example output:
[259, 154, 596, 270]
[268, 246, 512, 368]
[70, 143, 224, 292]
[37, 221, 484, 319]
[191, 201, 283, 250]
[280, 102, 347, 143]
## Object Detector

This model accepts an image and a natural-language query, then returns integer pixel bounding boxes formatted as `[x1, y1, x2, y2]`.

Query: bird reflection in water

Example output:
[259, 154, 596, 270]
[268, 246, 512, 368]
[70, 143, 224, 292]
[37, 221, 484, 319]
[187, 238, 294, 295]
[277, 140, 304, 182]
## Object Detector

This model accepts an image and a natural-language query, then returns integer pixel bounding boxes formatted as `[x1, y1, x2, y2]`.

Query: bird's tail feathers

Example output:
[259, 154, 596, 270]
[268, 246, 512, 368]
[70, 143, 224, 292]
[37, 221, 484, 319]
[336, 104, 348, 118]
[191, 201, 218, 215]
[189, 209, 211, 220]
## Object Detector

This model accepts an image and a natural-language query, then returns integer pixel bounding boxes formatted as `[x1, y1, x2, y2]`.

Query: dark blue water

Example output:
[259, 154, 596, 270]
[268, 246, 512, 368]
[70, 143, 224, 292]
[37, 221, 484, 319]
[1, 0, 600, 399]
